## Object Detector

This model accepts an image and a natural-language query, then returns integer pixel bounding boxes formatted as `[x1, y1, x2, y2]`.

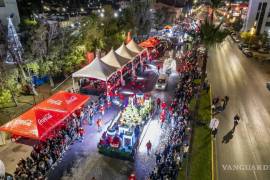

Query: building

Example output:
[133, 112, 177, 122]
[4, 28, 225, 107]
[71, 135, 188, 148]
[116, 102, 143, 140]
[244, 0, 270, 35]
[0, 0, 20, 27]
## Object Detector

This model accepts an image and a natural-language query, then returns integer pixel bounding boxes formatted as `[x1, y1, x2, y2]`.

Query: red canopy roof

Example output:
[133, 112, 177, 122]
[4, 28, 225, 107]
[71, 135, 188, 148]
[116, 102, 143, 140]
[139, 37, 160, 48]
[37, 91, 90, 113]
[0, 108, 68, 140]
[0, 91, 90, 140]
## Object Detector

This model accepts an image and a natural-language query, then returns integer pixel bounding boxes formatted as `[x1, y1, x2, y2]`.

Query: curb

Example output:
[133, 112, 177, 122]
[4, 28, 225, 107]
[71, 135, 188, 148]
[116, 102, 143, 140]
[210, 85, 217, 180]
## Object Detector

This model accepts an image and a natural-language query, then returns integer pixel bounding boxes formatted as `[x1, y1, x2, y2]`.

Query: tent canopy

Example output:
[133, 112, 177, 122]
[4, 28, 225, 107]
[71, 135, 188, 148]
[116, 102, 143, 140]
[0, 107, 68, 140]
[126, 39, 144, 54]
[72, 57, 117, 81]
[139, 37, 160, 48]
[0, 91, 90, 140]
[115, 43, 137, 60]
[101, 49, 130, 69]
[37, 91, 90, 113]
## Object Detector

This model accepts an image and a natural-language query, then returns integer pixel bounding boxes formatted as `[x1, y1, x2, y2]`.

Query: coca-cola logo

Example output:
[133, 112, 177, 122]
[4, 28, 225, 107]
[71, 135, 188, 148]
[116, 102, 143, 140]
[15, 119, 32, 126]
[38, 113, 53, 125]
[66, 96, 77, 104]
[48, 99, 62, 105]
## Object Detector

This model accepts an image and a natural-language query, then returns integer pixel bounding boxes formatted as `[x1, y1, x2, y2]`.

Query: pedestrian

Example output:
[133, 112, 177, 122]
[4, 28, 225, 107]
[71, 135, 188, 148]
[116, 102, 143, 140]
[79, 109, 84, 127]
[155, 151, 161, 164]
[100, 104, 105, 116]
[78, 127, 85, 142]
[233, 114, 240, 130]
[224, 96, 229, 106]
[161, 101, 167, 110]
[156, 98, 161, 111]
[209, 117, 219, 138]
[157, 64, 160, 73]
[221, 98, 226, 110]
[146, 140, 152, 155]
[160, 110, 166, 128]
[212, 96, 219, 105]
[88, 108, 93, 126]
[97, 118, 103, 132]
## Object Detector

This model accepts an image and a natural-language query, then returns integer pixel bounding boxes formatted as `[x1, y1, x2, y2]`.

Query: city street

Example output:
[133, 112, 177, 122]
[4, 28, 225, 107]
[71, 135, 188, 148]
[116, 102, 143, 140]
[46, 60, 178, 180]
[208, 36, 270, 180]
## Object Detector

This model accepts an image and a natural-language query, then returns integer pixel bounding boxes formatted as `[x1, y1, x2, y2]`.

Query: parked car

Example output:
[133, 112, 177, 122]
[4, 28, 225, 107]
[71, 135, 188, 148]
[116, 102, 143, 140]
[250, 44, 260, 51]
[242, 48, 253, 57]
[238, 43, 248, 50]
[231, 35, 240, 43]
[155, 74, 168, 90]
[258, 48, 269, 54]
[234, 38, 240, 43]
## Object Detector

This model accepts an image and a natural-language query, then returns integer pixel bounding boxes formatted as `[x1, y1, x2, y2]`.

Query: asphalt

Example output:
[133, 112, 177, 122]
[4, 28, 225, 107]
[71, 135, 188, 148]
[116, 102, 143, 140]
[207, 36, 270, 180]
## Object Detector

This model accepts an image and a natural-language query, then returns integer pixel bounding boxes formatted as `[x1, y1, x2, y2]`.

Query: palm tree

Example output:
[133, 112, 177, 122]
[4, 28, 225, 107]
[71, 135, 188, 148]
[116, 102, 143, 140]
[209, 0, 222, 23]
[194, 19, 228, 121]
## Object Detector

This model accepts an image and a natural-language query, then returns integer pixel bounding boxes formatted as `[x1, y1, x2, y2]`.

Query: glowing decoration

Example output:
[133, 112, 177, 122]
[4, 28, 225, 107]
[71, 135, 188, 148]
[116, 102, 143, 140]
[98, 93, 153, 161]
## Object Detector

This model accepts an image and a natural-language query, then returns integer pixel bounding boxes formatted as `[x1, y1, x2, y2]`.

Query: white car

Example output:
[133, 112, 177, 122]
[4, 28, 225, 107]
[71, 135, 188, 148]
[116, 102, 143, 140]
[155, 74, 168, 90]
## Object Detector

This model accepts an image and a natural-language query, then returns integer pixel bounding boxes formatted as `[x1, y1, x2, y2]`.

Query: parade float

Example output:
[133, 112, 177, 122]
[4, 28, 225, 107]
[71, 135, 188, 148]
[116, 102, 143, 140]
[98, 93, 153, 161]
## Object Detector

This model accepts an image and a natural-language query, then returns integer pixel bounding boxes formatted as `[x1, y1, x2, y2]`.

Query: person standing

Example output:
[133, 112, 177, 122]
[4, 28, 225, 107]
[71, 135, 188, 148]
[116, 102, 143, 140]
[146, 140, 152, 155]
[88, 107, 93, 126]
[96, 118, 103, 132]
[233, 114, 240, 131]
[78, 127, 85, 142]
[100, 104, 105, 116]
[224, 96, 229, 107]
[157, 64, 161, 73]
[161, 101, 167, 110]
[156, 98, 161, 111]
[209, 117, 219, 138]
[79, 110, 84, 127]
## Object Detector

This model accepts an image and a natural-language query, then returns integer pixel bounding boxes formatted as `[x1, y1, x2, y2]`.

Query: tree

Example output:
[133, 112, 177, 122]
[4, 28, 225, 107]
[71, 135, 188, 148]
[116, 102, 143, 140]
[209, 0, 223, 23]
[231, 17, 243, 32]
[0, 64, 21, 106]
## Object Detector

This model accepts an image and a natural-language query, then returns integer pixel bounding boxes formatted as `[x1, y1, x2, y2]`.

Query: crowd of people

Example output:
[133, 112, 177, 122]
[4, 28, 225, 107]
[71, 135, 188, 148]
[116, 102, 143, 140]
[149, 49, 202, 180]
[13, 106, 91, 179]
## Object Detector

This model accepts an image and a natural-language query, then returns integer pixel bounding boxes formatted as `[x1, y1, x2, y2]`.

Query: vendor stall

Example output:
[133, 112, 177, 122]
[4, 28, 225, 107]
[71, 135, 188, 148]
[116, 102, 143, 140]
[97, 93, 153, 161]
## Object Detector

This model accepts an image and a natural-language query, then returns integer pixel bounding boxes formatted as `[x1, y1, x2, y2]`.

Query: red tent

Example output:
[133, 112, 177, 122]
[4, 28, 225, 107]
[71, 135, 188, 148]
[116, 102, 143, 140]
[0, 108, 68, 140]
[139, 37, 160, 48]
[37, 91, 90, 113]
[0, 91, 90, 140]
[86, 52, 95, 64]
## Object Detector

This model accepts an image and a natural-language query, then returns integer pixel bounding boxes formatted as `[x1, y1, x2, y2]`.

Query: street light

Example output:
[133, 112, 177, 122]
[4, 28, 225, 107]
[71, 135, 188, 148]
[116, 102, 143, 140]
[114, 12, 118, 18]
[100, 12, 104, 18]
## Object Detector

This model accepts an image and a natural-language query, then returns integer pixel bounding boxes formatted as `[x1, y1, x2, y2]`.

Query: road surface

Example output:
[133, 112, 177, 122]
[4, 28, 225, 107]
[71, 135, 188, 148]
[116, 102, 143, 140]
[208, 37, 270, 180]
[47, 63, 178, 180]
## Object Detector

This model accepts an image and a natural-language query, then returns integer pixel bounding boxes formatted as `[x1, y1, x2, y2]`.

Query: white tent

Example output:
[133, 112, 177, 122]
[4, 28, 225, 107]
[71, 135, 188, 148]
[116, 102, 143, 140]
[115, 43, 138, 60]
[126, 39, 144, 54]
[72, 57, 117, 81]
[101, 48, 130, 68]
